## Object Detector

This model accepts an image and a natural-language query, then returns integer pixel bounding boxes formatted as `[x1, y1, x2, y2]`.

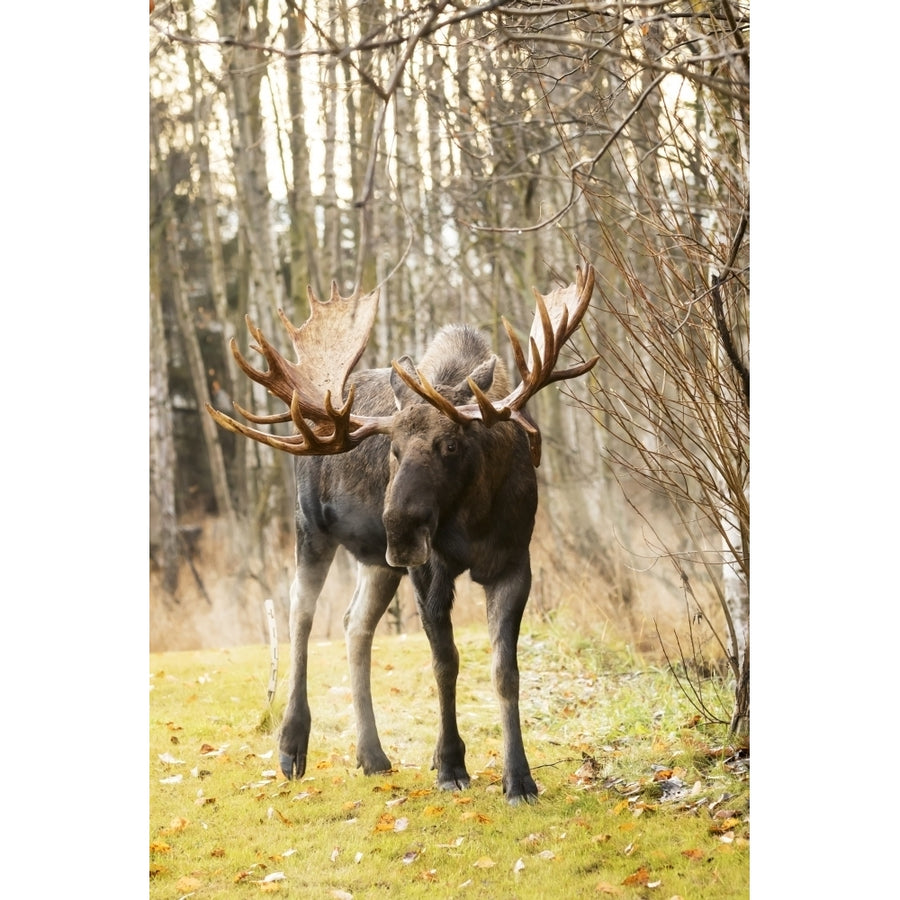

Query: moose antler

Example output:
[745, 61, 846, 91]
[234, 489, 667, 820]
[207, 266, 598, 465]
[206, 283, 394, 455]
[391, 264, 599, 465]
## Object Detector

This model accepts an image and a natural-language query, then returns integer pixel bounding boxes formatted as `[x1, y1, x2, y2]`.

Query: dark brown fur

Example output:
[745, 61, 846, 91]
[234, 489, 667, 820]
[280, 325, 539, 801]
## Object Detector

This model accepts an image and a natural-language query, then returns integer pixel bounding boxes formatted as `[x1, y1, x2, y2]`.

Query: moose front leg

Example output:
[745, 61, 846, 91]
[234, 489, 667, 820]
[411, 566, 470, 791]
[279, 538, 336, 780]
[484, 558, 538, 803]
[344, 564, 403, 774]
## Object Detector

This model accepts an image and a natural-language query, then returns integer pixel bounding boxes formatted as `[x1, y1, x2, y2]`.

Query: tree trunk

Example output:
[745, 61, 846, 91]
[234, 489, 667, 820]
[149, 252, 179, 594]
[285, 6, 318, 312]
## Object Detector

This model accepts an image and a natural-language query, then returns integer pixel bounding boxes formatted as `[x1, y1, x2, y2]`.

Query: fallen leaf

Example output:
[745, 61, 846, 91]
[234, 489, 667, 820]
[257, 872, 285, 883]
[374, 814, 396, 832]
[460, 811, 491, 824]
[623, 866, 650, 886]
[437, 836, 465, 849]
[423, 805, 445, 817]
[537, 850, 556, 860]
[394, 817, 409, 832]
[175, 876, 202, 892]
[596, 881, 621, 894]
[681, 848, 705, 861]
[149, 841, 171, 854]
[513, 858, 525, 873]
[401, 851, 419, 865]
[158, 752, 184, 765]
[473, 857, 496, 868]
[331, 890, 353, 900]
[159, 774, 182, 784]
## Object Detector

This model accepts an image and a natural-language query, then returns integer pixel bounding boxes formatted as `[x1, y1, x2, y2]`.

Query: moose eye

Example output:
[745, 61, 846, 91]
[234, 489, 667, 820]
[444, 439, 458, 455]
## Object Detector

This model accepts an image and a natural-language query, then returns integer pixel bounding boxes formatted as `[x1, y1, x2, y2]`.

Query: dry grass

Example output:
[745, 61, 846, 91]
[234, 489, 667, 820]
[150, 504, 727, 673]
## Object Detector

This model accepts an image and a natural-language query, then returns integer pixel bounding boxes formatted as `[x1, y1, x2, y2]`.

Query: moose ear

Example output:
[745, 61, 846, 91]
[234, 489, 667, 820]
[460, 355, 497, 397]
[390, 356, 418, 410]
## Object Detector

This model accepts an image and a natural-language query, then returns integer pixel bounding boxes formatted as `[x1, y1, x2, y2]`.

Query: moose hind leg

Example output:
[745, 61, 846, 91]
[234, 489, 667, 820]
[411, 566, 470, 791]
[279, 537, 336, 780]
[344, 563, 403, 774]
[484, 559, 539, 803]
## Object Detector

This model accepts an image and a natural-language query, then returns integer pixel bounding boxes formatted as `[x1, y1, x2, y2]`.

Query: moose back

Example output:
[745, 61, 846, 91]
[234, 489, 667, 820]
[208, 265, 597, 803]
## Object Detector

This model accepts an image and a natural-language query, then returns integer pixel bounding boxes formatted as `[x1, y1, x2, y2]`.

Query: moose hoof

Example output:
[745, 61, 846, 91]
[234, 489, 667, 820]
[504, 774, 539, 804]
[436, 770, 471, 792]
[358, 750, 393, 776]
[280, 752, 307, 780]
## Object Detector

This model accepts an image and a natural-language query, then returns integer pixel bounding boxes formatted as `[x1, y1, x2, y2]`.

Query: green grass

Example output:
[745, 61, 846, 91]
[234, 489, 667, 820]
[150, 625, 748, 898]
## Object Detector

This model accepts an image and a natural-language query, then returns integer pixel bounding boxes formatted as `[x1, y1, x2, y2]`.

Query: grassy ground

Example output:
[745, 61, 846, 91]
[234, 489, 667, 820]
[150, 624, 748, 898]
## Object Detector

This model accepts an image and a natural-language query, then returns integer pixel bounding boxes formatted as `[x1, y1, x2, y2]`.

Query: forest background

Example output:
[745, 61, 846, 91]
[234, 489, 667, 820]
[1, 3, 896, 897]
[148, 1, 751, 739]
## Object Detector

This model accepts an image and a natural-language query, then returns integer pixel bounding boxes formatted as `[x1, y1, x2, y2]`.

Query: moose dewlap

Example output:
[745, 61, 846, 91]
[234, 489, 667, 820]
[208, 265, 597, 803]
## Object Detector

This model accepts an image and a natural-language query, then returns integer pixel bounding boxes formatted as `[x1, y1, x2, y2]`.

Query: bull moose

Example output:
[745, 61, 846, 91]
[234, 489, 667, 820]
[207, 264, 598, 803]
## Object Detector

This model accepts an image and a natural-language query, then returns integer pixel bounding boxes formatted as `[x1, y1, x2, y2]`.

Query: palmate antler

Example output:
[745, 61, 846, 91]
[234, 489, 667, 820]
[206, 282, 394, 455]
[207, 266, 599, 466]
[391, 264, 599, 464]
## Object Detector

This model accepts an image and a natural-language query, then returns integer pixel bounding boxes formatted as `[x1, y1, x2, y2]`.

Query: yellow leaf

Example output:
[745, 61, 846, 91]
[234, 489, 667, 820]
[473, 857, 496, 868]
[460, 811, 491, 824]
[374, 813, 396, 832]
[149, 841, 171, 854]
[175, 876, 203, 893]
[163, 816, 189, 833]
[423, 805, 445, 817]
